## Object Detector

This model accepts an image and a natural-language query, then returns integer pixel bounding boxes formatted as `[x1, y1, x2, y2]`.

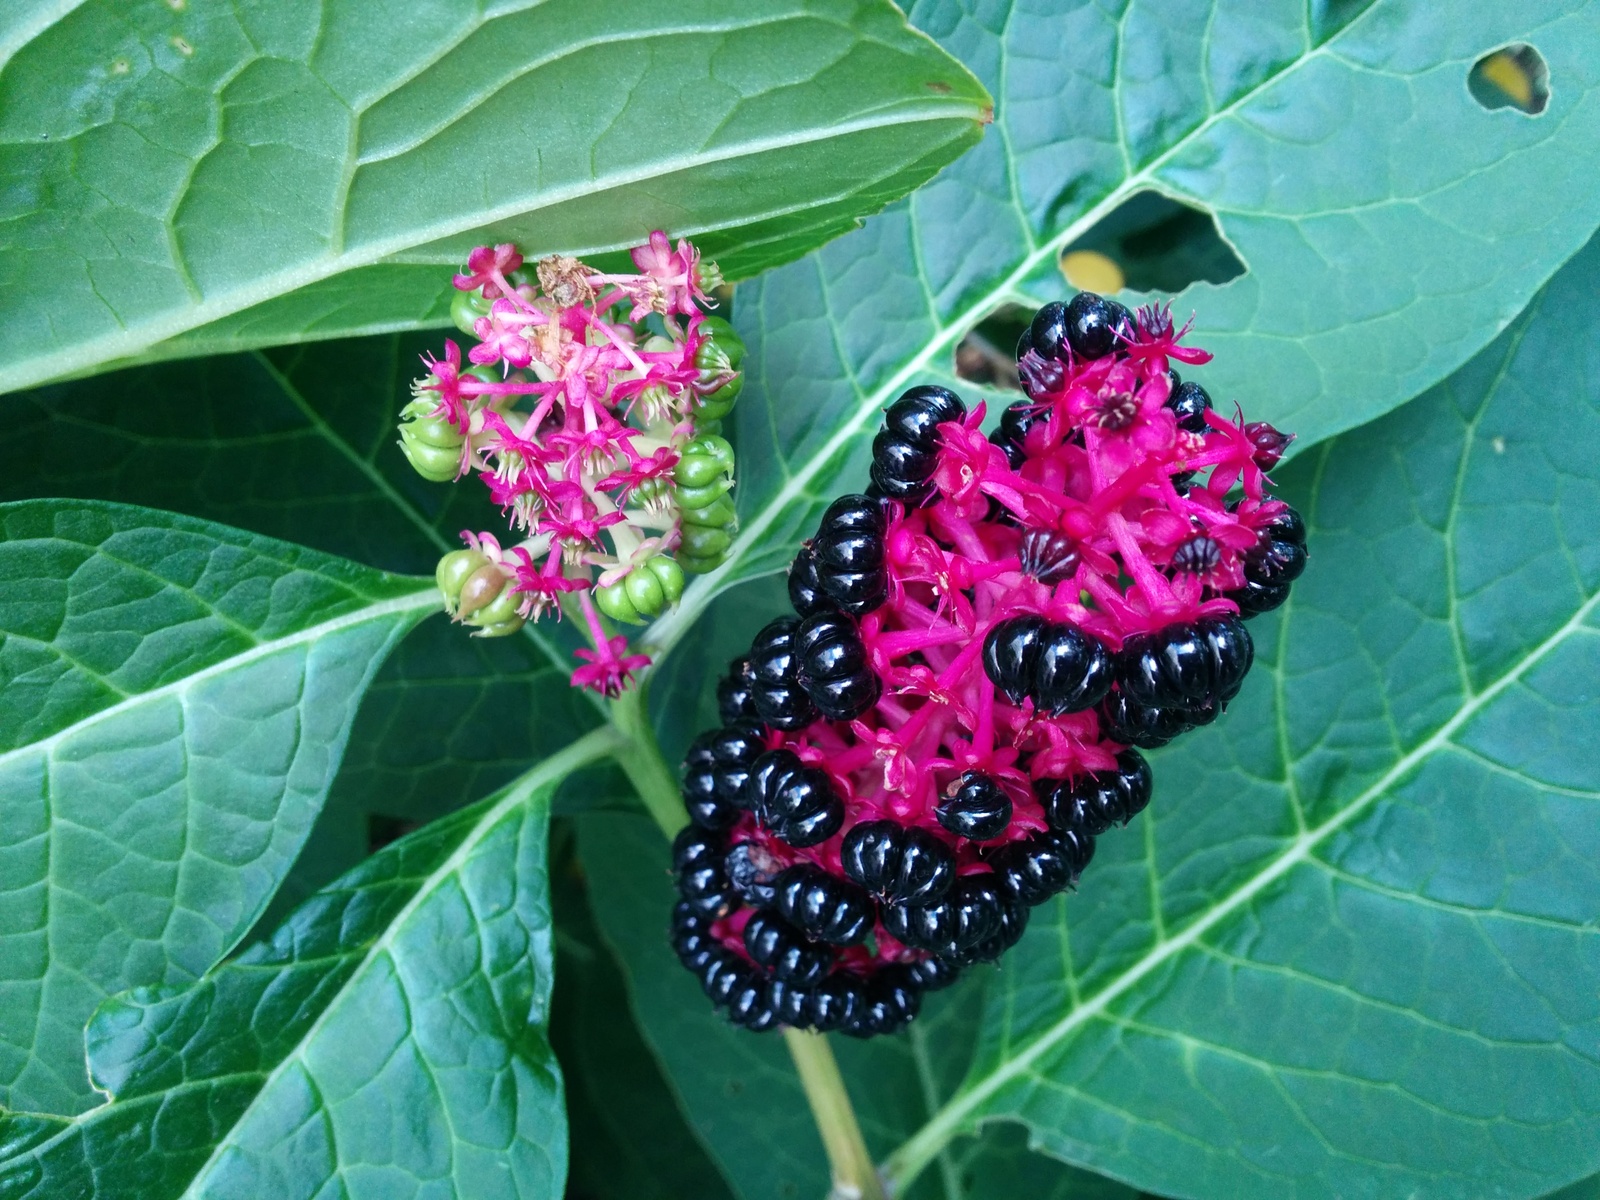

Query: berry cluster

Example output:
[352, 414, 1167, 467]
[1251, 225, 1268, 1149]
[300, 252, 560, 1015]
[669, 291, 1307, 1037]
[398, 234, 741, 696]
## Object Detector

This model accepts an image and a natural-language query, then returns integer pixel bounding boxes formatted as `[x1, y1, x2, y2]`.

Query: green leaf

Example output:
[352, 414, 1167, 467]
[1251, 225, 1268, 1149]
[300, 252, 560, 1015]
[0, 734, 613, 1199]
[0, 0, 990, 392]
[0, 338, 609, 923]
[647, 0, 1600, 645]
[577, 810, 1139, 1200]
[0, 499, 438, 1116]
[881, 230, 1600, 1197]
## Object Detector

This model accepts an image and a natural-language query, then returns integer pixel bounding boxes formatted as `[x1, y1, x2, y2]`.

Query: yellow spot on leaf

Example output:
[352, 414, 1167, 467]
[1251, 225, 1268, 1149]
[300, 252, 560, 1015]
[1060, 250, 1125, 294]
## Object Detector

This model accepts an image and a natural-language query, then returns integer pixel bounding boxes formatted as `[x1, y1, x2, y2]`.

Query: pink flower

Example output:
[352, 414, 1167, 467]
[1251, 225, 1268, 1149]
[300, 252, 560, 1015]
[571, 635, 653, 698]
[453, 243, 524, 299]
[629, 230, 707, 317]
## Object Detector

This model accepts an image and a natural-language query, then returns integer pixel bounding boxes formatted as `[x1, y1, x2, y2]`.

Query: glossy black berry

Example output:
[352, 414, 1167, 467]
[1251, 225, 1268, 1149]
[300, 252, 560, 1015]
[1038, 749, 1152, 836]
[697, 949, 743, 1004]
[794, 611, 880, 721]
[935, 772, 1012, 842]
[881, 874, 1004, 958]
[766, 976, 811, 1027]
[709, 722, 766, 808]
[746, 749, 845, 847]
[743, 908, 835, 986]
[681, 731, 739, 830]
[672, 923, 718, 975]
[775, 863, 873, 945]
[727, 977, 780, 1031]
[748, 617, 819, 731]
[1168, 380, 1212, 434]
[996, 400, 1047, 467]
[675, 831, 737, 919]
[840, 819, 955, 904]
[955, 895, 1031, 965]
[1117, 616, 1253, 711]
[990, 829, 1094, 906]
[883, 385, 966, 450]
[1098, 690, 1194, 749]
[801, 972, 866, 1032]
[1029, 301, 1070, 362]
[906, 956, 962, 992]
[870, 433, 938, 505]
[1170, 534, 1222, 576]
[1018, 529, 1079, 585]
[1230, 577, 1293, 617]
[812, 495, 889, 615]
[724, 840, 783, 907]
[1236, 506, 1308, 607]
[1033, 624, 1114, 715]
[788, 544, 833, 617]
[1064, 292, 1130, 360]
[982, 614, 1047, 705]
[716, 656, 759, 724]
[842, 965, 922, 1039]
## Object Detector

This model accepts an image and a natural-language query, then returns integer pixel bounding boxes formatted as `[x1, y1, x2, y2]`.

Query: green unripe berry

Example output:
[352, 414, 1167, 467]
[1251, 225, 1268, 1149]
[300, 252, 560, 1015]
[680, 494, 737, 528]
[436, 550, 491, 614]
[623, 566, 666, 616]
[457, 563, 510, 619]
[451, 288, 493, 336]
[406, 413, 465, 450]
[472, 614, 527, 638]
[677, 552, 726, 575]
[678, 524, 732, 560]
[400, 430, 462, 483]
[696, 375, 743, 420]
[675, 435, 735, 482]
[465, 582, 521, 629]
[675, 478, 733, 511]
[632, 477, 672, 508]
[645, 555, 686, 603]
[594, 580, 644, 625]
[694, 315, 745, 372]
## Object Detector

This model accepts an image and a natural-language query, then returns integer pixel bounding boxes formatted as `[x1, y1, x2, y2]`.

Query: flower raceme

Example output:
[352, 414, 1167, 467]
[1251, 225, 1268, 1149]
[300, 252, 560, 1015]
[398, 234, 739, 697]
[670, 291, 1308, 1038]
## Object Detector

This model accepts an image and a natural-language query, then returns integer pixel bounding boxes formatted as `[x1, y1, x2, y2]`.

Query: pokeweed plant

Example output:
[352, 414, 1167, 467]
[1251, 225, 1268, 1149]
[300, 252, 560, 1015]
[3, 3, 1600, 1200]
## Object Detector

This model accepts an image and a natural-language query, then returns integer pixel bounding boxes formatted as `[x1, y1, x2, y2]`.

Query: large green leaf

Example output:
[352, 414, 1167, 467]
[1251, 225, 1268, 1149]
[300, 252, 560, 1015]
[0, 500, 439, 1116]
[0, 0, 990, 392]
[578, 807, 1140, 1200]
[647, 0, 1600, 651]
[878, 223, 1600, 1198]
[0, 734, 613, 1199]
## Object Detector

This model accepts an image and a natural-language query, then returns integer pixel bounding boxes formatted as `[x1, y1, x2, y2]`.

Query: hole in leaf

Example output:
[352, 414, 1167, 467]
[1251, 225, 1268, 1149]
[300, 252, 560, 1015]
[1059, 190, 1245, 296]
[1469, 43, 1549, 115]
[954, 302, 1029, 390]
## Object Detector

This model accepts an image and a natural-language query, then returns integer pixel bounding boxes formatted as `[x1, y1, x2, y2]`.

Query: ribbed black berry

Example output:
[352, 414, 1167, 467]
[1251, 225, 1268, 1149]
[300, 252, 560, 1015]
[981, 614, 1047, 705]
[1029, 301, 1070, 362]
[935, 772, 1013, 841]
[990, 829, 1093, 906]
[775, 863, 873, 945]
[771, 972, 864, 1033]
[724, 840, 782, 907]
[1098, 690, 1196, 748]
[743, 908, 835, 986]
[716, 656, 759, 724]
[1064, 292, 1130, 360]
[869, 433, 938, 504]
[1117, 616, 1253, 712]
[812, 495, 889, 615]
[842, 964, 922, 1038]
[673, 826, 737, 918]
[1037, 749, 1152, 836]
[1170, 534, 1222, 576]
[1018, 529, 1079, 584]
[1033, 624, 1114, 715]
[794, 611, 880, 721]
[995, 400, 1047, 467]
[840, 819, 955, 904]
[681, 731, 739, 830]
[1168, 380, 1212, 434]
[709, 723, 766, 808]
[954, 894, 1030, 965]
[887, 385, 966, 448]
[748, 617, 819, 730]
[727, 978, 780, 1031]
[745, 749, 845, 847]
[788, 544, 832, 617]
[906, 956, 962, 992]
[881, 874, 1004, 958]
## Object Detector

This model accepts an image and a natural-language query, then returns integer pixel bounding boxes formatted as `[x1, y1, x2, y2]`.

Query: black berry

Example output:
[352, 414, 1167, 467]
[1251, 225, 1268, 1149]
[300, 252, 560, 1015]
[1168, 380, 1211, 434]
[681, 731, 738, 830]
[724, 840, 783, 907]
[748, 617, 819, 730]
[906, 956, 962, 992]
[812, 495, 889, 615]
[883, 385, 965, 448]
[788, 544, 832, 617]
[717, 656, 759, 724]
[1033, 624, 1114, 715]
[775, 863, 873, 945]
[1018, 529, 1079, 585]
[935, 772, 1012, 841]
[1116, 616, 1253, 712]
[746, 749, 845, 847]
[1037, 749, 1152, 836]
[794, 611, 880, 721]
[1098, 690, 1195, 748]
[743, 908, 835, 986]
[881, 874, 1004, 958]
[1064, 292, 1130, 360]
[990, 829, 1094, 906]
[842, 964, 921, 1038]
[840, 819, 955, 904]
[995, 400, 1046, 467]
[709, 722, 766, 808]
[981, 614, 1047, 705]
[673, 826, 737, 918]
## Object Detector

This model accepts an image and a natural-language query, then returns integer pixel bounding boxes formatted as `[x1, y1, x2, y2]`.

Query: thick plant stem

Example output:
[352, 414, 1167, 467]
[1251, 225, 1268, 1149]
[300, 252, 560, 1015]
[607, 680, 688, 838]
[784, 1028, 888, 1200]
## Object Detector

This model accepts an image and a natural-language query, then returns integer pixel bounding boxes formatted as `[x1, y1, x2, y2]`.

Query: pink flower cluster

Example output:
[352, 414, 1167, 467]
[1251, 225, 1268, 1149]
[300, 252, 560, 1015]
[400, 234, 735, 697]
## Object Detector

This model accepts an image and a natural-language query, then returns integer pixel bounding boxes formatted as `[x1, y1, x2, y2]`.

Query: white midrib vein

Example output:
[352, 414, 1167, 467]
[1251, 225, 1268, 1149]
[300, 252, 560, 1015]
[644, 38, 1336, 658]
[0, 587, 440, 774]
[883, 585, 1600, 1187]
